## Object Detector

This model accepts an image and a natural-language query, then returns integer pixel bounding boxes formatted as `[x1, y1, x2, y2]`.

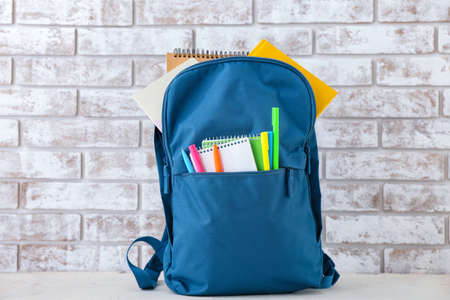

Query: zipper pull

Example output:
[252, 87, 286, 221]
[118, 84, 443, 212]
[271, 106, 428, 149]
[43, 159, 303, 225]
[163, 162, 171, 194]
[305, 144, 311, 175]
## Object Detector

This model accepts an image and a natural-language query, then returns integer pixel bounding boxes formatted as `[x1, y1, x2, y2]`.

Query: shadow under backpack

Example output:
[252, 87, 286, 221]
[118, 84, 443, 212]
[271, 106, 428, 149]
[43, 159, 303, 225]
[126, 56, 340, 296]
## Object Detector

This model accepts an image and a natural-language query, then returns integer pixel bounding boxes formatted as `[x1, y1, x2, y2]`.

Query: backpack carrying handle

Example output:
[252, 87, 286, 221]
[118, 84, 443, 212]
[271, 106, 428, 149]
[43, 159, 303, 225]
[126, 235, 166, 289]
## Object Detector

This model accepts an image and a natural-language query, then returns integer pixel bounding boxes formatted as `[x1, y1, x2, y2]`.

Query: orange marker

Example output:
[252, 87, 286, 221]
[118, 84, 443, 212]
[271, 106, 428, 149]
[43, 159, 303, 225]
[213, 144, 223, 172]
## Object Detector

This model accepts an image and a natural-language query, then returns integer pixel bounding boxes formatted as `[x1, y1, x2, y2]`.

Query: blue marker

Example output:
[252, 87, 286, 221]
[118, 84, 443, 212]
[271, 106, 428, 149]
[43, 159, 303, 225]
[268, 131, 274, 169]
[181, 149, 195, 173]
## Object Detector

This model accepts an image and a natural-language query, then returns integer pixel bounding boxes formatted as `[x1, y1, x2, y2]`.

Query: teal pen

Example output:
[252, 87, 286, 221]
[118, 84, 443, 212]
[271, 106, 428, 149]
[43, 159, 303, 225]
[181, 149, 195, 173]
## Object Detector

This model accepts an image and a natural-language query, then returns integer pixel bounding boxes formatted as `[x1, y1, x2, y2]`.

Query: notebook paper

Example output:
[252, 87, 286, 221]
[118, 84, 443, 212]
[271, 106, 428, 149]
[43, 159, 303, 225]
[193, 138, 257, 173]
[133, 58, 198, 132]
[202, 135, 264, 171]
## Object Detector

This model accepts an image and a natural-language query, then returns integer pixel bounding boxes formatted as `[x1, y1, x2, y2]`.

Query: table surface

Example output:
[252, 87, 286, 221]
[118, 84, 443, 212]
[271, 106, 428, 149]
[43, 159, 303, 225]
[1, 272, 449, 300]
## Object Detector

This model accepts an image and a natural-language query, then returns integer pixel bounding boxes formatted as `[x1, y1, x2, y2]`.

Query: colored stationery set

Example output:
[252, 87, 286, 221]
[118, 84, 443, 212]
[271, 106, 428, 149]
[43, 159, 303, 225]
[181, 107, 279, 173]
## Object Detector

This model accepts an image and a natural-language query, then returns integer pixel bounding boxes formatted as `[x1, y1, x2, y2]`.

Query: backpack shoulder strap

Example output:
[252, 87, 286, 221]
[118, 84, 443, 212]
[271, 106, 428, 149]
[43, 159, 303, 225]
[320, 252, 340, 288]
[126, 229, 168, 289]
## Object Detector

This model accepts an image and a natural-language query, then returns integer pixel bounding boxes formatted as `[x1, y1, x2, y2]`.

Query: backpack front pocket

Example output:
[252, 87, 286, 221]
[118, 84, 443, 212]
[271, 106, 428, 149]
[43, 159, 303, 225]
[165, 168, 323, 295]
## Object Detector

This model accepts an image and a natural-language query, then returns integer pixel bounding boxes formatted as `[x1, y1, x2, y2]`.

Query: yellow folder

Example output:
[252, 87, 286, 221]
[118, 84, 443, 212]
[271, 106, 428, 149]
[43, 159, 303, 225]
[249, 40, 337, 117]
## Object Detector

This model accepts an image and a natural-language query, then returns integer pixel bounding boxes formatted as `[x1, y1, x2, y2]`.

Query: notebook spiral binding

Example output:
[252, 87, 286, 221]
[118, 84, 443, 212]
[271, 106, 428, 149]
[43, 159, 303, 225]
[173, 48, 249, 58]
[199, 136, 251, 153]
[203, 134, 259, 142]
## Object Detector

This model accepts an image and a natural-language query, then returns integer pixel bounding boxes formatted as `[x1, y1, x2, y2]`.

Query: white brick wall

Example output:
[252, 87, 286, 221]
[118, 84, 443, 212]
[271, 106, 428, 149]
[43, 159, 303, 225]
[0, 58, 11, 84]
[378, 0, 449, 22]
[316, 25, 434, 54]
[15, 57, 132, 86]
[78, 28, 193, 55]
[0, 0, 449, 274]
[377, 57, 450, 85]
[16, 0, 133, 26]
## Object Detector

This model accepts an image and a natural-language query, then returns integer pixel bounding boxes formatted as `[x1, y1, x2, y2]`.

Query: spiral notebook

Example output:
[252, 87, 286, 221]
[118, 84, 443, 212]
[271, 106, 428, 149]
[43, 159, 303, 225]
[166, 48, 249, 72]
[201, 135, 264, 171]
[191, 137, 257, 173]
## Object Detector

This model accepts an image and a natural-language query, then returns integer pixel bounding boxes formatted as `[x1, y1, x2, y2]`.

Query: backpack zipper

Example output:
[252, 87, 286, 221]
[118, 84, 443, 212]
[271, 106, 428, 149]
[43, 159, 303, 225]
[163, 156, 170, 194]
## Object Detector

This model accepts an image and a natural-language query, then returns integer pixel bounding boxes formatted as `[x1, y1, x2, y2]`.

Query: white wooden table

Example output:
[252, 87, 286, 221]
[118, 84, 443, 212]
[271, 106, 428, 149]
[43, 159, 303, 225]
[1, 272, 449, 300]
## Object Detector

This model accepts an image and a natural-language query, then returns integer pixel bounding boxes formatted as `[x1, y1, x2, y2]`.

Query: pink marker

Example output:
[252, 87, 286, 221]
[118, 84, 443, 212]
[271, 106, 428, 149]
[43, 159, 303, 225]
[188, 144, 205, 173]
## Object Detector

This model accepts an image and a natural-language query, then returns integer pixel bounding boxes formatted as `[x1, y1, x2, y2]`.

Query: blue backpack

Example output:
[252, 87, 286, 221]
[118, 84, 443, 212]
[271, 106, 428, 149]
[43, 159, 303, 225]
[126, 56, 339, 295]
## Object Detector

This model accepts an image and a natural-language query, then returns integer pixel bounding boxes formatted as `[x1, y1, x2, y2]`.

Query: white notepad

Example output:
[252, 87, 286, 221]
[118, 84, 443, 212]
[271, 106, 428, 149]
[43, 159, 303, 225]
[133, 58, 198, 132]
[192, 137, 257, 172]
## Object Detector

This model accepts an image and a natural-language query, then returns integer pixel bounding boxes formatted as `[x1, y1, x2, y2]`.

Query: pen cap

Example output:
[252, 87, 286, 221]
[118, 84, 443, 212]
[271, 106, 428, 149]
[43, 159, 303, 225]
[188, 144, 197, 152]
[261, 131, 269, 150]
[272, 107, 279, 125]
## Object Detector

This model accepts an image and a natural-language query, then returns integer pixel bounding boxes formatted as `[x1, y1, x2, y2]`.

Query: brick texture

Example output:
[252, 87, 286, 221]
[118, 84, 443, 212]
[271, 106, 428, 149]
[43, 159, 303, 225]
[385, 248, 450, 273]
[0, 88, 76, 116]
[256, 0, 373, 24]
[378, 0, 450, 22]
[85, 152, 157, 180]
[141, 120, 155, 148]
[21, 245, 134, 271]
[78, 28, 193, 55]
[0, 57, 11, 84]
[0, 214, 80, 241]
[0, 182, 18, 209]
[384, 184, 450, 212]
[322, 182, 380, 211]
[0, 0, 449, 274]
[298, 58, 372, 85]
[0, 0, 12, 24]
[22, 183, 137, 210]
[134, 58, 166, 86]
[0, 119, 18, 146]
[0, 27, 74, 55]
[324, 247, 380, 273]
[323, 88, 438, 118]
[439, 25, 450, 54]
[15, 58, 131, 86]
[316, 119, 377, 148]
[326, 216, 444, 244]
[382, 120, 450, 149]
[79, 89, 143, 117]
[444, 90, 450, 116]
[22, 120, 139, 147]
[326, 151, 443, 180]
[377, 57, 450, 86]
[317, 25, 434, 54]
[196, 28, 312, 55]
[141, 182, 164, 212]
[0, 245, 17, 272]
[136, 0, 252, 25]
[84, 214, 165, 242]
[16, 0, 132, 26]
[0, 152, 80, 179]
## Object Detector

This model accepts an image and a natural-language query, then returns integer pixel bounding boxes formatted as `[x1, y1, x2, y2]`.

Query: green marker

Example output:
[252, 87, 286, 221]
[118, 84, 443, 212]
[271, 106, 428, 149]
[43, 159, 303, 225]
[272, 107, 279, 170]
